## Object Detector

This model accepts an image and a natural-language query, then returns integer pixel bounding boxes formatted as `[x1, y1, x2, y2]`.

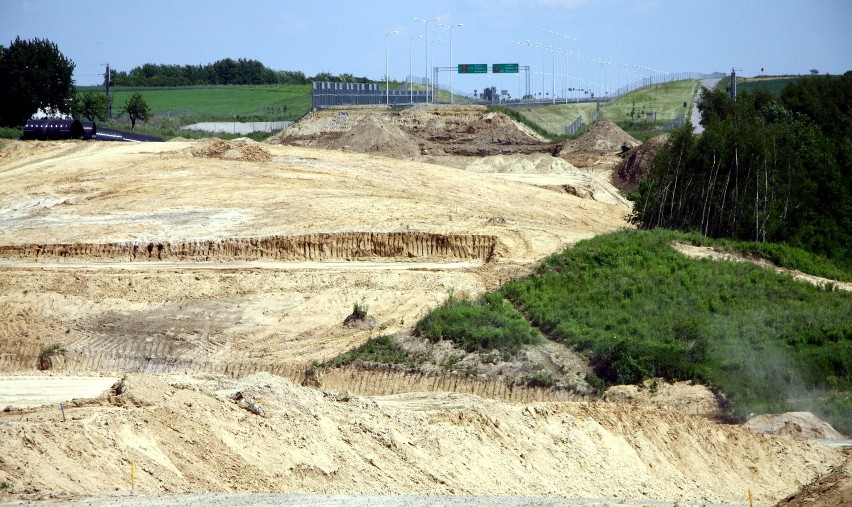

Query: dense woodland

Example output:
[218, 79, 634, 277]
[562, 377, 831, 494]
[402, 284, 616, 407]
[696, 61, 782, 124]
[110, 58, 372, 87]
[632, 72, 852, 267]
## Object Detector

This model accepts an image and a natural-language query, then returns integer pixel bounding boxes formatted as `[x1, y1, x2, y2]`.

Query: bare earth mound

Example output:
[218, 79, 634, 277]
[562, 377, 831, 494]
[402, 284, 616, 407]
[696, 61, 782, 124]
[559, 120, 639, 155]
[330, 115, 420, 157]
[614, 133, 669, 192]
[0, 139, 627, 374]
[0, 372, 842, 505]
[1, 114, 841, 506]
[270, 106, 552, 158]
[745, 412, 846, 440]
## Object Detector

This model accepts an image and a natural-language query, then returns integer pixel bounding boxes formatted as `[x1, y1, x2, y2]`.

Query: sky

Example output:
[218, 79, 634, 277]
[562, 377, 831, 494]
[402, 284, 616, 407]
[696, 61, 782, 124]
[2, 0, 850, 98]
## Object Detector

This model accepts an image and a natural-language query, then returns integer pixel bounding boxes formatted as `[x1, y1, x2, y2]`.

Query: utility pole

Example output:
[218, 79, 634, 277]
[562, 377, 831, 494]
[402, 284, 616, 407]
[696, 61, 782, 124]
[104, 63, 113, 118]
[730, 68, 740, 101]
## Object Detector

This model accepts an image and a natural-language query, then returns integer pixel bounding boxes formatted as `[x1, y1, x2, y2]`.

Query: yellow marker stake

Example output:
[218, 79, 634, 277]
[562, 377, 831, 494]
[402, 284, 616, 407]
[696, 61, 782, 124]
[748, 489, 753, 507]
[131, 461, 136, 494]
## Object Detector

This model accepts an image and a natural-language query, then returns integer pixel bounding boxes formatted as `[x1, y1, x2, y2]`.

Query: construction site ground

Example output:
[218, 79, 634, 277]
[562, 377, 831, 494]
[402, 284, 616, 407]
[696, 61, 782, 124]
[0, 105, 847, 506]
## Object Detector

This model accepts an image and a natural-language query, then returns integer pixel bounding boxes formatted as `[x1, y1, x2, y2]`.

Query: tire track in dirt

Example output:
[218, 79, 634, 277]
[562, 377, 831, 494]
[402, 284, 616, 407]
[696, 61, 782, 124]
[1, 348, 587, 404]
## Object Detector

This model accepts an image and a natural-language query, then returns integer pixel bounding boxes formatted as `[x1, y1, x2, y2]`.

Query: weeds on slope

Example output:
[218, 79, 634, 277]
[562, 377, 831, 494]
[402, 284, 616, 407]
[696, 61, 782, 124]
[405, 229, 850, 432]
[497, 229, 851, 432]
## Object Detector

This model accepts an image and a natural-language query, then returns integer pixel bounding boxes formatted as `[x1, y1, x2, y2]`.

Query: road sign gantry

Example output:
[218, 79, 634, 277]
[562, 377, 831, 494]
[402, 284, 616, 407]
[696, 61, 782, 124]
[492, 63, 519, 73]
[458, 63, 488, 74]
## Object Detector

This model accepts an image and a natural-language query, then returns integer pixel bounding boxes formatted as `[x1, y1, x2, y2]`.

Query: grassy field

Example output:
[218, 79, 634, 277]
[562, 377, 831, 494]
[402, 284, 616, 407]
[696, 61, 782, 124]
[737, 76, 801, 95]
[515, 80, 699, 138]
[79, 85, 312, 121]
[334, 229, 852, 434]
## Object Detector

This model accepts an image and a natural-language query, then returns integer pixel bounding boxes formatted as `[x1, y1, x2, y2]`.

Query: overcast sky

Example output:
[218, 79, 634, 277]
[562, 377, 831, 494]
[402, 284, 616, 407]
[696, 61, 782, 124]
[2, 0, 850, 97]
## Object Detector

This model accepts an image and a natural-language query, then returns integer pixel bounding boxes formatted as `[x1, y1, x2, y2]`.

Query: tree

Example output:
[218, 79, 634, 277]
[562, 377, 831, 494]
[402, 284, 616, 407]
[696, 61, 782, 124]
[124, 93, 150, 129]
[0, 36, 76, 126]
[810, 69, 820, 75]
[73, 92, 108, 121]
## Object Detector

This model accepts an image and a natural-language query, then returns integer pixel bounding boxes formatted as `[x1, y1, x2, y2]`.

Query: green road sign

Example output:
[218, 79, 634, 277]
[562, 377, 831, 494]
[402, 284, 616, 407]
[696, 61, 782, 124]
[458, 64, 487, 74]
[492, 63, 519, 74]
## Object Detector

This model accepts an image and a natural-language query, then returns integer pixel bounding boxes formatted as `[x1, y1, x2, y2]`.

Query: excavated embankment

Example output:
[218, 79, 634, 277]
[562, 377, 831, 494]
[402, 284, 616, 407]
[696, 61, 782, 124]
[0, 232, 496, 263]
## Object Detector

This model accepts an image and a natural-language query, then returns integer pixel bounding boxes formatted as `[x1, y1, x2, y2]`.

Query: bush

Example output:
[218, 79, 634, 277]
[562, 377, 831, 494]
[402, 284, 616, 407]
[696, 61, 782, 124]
[499, 229, 851, 427]
[352, 301, 368, 320]
[324, 335, 420, 368]
[415, 293, 541, 353]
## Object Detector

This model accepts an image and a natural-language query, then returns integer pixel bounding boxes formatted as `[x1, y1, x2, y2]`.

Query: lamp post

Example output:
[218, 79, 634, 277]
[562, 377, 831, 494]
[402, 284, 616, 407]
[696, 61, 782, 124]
[439, 23, 463, 104]
[554, 32, 576, 104]
[385, 30, 398, 106]
[430, 38, 442, 102]
[414, 17, 439, 103]
[534, 43, 547, 101]
[509, 40, 528, 102]
[409, 35, 423, 103]
[541, 29, 557, 104]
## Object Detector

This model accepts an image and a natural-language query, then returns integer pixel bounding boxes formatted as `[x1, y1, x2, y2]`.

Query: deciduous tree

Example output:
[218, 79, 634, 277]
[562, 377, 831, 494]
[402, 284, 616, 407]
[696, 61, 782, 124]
[73, 92, 108, 121]
[124, 93, 150, 129]
[0, 36, 76, 126]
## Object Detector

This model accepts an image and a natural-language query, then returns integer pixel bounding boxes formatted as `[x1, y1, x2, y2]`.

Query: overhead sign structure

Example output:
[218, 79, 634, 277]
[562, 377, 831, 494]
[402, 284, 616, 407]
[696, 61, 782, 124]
[458, 64, 488, 74]
[492, 63, 519, 74]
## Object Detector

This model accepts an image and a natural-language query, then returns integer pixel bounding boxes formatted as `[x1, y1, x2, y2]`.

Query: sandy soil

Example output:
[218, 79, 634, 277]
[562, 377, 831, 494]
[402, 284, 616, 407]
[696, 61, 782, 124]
[0, 138, 628, 374]
[0, 372, 842, 505]
[1, 109, 844, 507]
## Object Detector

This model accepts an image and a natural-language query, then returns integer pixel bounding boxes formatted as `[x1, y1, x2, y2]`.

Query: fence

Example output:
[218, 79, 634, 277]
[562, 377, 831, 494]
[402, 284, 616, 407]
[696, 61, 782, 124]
[564, 116, 584, 135]
[312, 81, 429, 108]
[658, 113, 688, 131]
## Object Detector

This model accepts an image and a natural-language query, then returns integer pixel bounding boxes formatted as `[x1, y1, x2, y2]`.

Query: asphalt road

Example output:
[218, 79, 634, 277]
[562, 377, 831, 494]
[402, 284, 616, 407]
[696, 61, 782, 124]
[691, 78, 722, 134]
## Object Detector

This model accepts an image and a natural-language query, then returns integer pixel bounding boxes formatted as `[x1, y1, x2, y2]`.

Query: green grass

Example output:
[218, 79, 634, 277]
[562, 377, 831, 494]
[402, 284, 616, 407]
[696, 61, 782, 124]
[323, 335, 422, 368]
[391, 229, 850, 432]
[415, 292, 542, 353]
[601, 79, 698, 131]
[497, 229, 851, 432]
[0, 126, 21, 139]
[79, 85, 312, 120]
[737, 77, 801, 96]
[512, 103, 595, 138]
[514, 80, 699, 138]
[488, 105, 570, 141]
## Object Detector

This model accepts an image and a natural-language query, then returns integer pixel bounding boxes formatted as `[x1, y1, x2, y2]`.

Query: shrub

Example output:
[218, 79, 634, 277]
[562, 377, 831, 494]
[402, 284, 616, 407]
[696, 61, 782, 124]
[415, 293, 541, 353]
[324, 335, 420, 368]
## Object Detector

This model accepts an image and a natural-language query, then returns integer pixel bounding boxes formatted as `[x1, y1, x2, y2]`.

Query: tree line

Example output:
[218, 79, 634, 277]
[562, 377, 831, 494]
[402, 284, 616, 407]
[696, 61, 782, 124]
[1, 36, 382, 127]
[110, 58, 373, 87]
[632, 73, 852, 267]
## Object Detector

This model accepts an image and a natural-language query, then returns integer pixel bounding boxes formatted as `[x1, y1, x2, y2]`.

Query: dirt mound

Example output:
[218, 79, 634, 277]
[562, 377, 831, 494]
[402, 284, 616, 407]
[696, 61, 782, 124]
[269, 106, 551, 157]
[190, 139, 271, 162]
[331, 115, 420, 157]
[775, 452, 852, 507]
[614, 134, 669, 192]
[604, 378, 722, 417]
[745, 412, 846, 440]
[559, 120, 638, 156]
[464, 153, 579, 174]
[0, 372, 842, 504]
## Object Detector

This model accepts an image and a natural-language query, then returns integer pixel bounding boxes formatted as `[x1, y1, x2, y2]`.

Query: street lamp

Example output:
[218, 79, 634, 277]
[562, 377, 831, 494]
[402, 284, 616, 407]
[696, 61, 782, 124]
[410, 35, 423, 103]
[439, 23, 463, 104]
[430, 38, 442, 102]
[553, 32, 577, 104]
[385, 30, 398, 106]
[414, 17, 439, 103]
[541, 29, 557, 104]
[509, 40, 528, 101]
[534, 43, 548, 101]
